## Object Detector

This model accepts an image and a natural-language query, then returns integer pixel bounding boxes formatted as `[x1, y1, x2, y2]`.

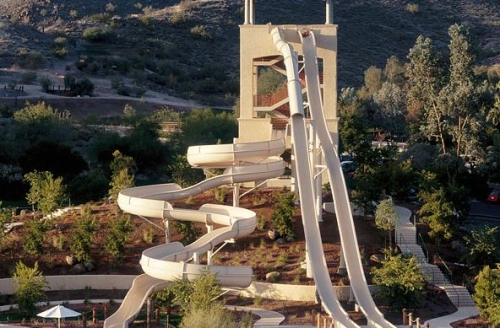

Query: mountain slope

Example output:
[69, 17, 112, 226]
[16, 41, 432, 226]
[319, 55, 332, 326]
[0, 0, 499, 97]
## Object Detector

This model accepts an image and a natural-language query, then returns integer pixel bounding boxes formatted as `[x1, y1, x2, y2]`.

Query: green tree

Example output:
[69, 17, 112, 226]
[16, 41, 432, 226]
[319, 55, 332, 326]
[174, 221, 201, 245]
[24, 171, 66, 215]
[13, 261, 48, 316]
[375, 199, 400, 248]
[462, 225, 499, 271]
[372, 250, 426, 311]
[440, 24, 487, 159]
[0, 202, 11, 246]
[418, 186, 455, 243]
[474, 265, 500, 326]
[23, 219, 47, 256]
[104, 215, 134, 260]
[406, 35, 445, 153]
[407, 25, 492, 160]
[168, 154, 204, 188]
[70, 217, 98, 263]
[125, 120, 167, 170]
[108, 150, 135, 200]
[257, 67, 286, 95]
[169, 269, 222, 314]
[181, 108, 237, 148]
[271, 192, 296, 240]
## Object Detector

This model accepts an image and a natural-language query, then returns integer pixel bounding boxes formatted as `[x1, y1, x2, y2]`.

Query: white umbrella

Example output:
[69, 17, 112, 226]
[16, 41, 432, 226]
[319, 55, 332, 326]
[37, 305, 81, 328]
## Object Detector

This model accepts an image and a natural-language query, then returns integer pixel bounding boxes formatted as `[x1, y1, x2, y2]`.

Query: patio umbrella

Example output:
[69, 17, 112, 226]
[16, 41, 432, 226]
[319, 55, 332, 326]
[37, 305, 81, 328]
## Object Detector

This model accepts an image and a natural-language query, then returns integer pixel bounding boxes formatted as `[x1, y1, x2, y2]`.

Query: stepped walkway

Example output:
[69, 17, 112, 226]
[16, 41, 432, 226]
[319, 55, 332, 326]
[395, 206, 479, 327]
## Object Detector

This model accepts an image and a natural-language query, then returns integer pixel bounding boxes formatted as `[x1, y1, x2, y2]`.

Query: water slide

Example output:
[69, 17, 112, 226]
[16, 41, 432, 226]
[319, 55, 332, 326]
[104, 139, 286, 328]
[298, 29, 396, 328]
[270, 26, 358, 328]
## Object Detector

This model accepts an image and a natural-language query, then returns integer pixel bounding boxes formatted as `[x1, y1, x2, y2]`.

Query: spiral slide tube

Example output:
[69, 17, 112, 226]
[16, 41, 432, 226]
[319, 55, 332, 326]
[104, 139, 285, 328]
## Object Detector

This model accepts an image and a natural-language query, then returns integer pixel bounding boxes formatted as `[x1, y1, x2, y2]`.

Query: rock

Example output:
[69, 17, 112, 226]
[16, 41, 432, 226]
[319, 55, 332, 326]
[84, 262, 94, 271]
[276, 237, 286, 244]
[267, 230, 277, 240]
[265, 271, 280, 282]
[66, 254, 75, 266]
[72, 263, 86, 274]
[370, 254, 384, 264]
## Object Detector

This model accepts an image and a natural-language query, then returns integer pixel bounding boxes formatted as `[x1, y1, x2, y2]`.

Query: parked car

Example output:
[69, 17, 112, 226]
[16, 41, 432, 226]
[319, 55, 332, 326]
[487, 189, 500, 203]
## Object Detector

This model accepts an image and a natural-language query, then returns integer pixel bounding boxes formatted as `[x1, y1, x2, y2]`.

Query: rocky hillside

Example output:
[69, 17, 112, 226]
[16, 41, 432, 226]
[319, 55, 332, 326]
[0, 0, 499, 100]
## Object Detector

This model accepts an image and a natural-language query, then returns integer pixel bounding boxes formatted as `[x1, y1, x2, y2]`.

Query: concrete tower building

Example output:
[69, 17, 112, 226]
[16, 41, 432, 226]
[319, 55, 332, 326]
[237, 0, 338, 151]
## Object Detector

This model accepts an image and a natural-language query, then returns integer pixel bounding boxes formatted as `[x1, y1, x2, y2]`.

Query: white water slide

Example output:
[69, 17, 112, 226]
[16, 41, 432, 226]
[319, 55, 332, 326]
[106, 26, 394, 328]
[297, 29, 396, 327]
[104, 140, 286, 328]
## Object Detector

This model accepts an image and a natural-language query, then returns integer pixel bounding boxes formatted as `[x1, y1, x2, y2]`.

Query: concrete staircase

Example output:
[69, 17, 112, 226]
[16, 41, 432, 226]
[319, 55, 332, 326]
[395, 206, 476, 309]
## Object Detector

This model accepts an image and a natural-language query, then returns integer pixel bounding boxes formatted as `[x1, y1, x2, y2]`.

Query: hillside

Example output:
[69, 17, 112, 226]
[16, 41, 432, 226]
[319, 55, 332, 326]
[0, 0, 500, 105]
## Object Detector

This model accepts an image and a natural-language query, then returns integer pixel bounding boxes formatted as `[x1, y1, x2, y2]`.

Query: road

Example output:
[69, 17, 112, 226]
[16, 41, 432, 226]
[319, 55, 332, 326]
[465, 199, 500, 229]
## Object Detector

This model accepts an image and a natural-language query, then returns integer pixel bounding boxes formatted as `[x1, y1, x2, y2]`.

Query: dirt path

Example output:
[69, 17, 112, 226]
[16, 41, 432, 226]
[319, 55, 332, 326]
[0, 64, 203, 117]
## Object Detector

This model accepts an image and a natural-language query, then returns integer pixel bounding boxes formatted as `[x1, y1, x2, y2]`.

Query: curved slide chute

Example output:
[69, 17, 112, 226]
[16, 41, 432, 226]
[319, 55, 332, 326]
[299, 29, 396, 328]
[270, 27, 357, 328]
[104, 140, 285, 328]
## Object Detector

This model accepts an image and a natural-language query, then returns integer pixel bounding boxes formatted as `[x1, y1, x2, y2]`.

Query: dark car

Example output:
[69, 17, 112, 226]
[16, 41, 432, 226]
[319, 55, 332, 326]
[487, 189, 500, 203]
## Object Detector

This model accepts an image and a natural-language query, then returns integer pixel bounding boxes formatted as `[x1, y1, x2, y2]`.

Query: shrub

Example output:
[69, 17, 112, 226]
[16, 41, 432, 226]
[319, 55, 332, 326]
[17, 50, 46, 69]
[21, 71, 37, 84]
[69, 10, 78, 19]
[83, 26, 114, 42]
[405, 3, 419, 14]
[88, 13, 111, 22]
[106, 3, 117, 12]
[190, 25, 211, 40]
[170, 11, 187, 26]
[51, 47, 68, 59]
[54, 37, 68, 46]
[139, 15, 150, 26]
[38, 76, 52, 92]
[271, 191, 296, 239]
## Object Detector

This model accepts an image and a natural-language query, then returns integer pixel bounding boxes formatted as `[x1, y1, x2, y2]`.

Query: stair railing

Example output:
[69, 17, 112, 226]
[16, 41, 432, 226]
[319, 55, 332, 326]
[417, 233, 429, 263]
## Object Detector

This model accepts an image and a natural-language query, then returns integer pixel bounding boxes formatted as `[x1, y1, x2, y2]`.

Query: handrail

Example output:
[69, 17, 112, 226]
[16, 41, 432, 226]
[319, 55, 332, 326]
[417, 233, 428, 263]
[434, 253, 452, 283]
[397, 232, 412, 255]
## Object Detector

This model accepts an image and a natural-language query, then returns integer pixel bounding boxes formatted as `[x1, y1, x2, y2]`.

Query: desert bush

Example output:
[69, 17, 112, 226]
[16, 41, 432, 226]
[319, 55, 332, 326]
[405, 3, 419, 14]
[21, 71, 37, 84]
[257, 215, 266, 231]
[271, 191, 296, 239]
[190, 25, 211, 40]
[51, 235, 64, 251]
[13, 261, 48, 316]
[180, 304, 238, 328]
[70, 217, 98, 263]
[17, 50, 46, 69]
[142, 226, 155, 244]
[142, 6, 154, 16]
[105, 215, 134, 259]
[69, 10, 78, 19]
[214, 187, 227, 203]
[179, 0, 194, 11]
[106, 3, 117, 12]
[38, 76, 52, 92]
[139, 15, 150, 26]
[54, 37, 68, 46]
[88, 13, 111, 22]
[83, 26, 114, 42]
[170, 11, 187, 26]
[51, 47, 68, 59]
